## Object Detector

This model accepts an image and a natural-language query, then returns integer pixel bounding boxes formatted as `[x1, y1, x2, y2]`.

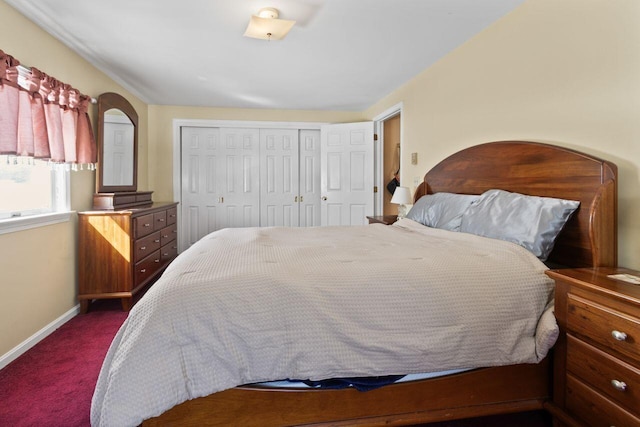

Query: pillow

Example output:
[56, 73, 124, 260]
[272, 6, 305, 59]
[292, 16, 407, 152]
[460, 189, 580, 260]
[406, 193, 479, 231]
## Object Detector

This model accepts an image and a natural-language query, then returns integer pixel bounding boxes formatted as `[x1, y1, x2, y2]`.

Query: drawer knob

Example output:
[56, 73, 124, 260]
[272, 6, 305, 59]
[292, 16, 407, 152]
[611, 330, 628, 341]
[611, 379, 627, 391]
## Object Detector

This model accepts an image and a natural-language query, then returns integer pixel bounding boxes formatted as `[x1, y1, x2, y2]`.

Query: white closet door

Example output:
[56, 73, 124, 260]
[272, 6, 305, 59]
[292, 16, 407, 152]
[180, 126, 260, 250]
[299, 129, 321, 227]
[180, 126, 222, 249]
[320, 122, 375, 226]
[260, 129, 300, 227]
[218, 127, 260, 229]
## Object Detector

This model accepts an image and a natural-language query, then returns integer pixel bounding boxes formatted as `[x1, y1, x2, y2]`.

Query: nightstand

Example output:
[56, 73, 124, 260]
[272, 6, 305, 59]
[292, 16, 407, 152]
[366, 215, 398, 225]
[545, 267, 640, 427]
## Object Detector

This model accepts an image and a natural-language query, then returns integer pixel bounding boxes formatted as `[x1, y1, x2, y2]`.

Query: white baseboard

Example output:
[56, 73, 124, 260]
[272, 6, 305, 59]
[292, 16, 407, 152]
[0, 304, 80, 370]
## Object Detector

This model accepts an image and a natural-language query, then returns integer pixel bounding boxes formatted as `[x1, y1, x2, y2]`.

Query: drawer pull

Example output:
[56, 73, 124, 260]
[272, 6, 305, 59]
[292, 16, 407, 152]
[144, 223, 151, 227]
[611, 330, 628, 341]
[611, 379, 627, 391]
[140, 246, 146, 250]
[155, 239, 160, 243]
[155, 259, 160, 263]
[140, 268, 146, 273]
[158, 218, 165, 222]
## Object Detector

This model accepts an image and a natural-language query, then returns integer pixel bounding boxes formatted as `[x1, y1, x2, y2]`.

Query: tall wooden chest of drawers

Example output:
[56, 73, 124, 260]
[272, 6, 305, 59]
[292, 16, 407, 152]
[78, 202, 179, 313]
[546, 267, 640, 427]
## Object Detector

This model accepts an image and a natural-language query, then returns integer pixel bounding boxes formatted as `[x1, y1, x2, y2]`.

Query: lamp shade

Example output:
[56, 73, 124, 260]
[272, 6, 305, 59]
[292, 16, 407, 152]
[244, 10, 295, 41]
[390, 186, 411, 205]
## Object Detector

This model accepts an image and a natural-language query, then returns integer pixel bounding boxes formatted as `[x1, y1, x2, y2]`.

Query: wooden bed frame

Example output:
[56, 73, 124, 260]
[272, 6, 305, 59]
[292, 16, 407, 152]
[143, 141, 617, 426]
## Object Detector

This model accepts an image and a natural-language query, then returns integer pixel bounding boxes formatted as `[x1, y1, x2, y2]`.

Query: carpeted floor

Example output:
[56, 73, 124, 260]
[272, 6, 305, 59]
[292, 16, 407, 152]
[0, 298, 551, 427]
[0, 300, 127, 427]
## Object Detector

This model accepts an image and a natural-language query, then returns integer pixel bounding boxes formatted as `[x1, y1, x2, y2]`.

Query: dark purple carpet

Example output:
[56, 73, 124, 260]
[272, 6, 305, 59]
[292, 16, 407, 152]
[0, 300, 126, 427]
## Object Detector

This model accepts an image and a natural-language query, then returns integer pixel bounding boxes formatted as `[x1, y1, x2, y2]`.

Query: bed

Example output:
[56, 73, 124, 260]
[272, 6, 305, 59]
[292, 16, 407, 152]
[92, 141, 617, 427]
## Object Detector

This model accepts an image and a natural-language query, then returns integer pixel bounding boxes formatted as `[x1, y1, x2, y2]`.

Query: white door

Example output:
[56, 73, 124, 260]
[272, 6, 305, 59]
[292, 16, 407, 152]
[299, 129, 321, 227]
[260, 129, 299, 227]
[320, 122, 375, 226]
[218, 127, 261, 229]
[180, 126, 260, 250]
[181, 126, 221, 248]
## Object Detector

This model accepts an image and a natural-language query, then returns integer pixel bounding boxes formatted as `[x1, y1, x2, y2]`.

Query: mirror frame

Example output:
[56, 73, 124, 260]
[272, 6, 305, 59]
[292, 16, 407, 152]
[96, 92, 139, 193]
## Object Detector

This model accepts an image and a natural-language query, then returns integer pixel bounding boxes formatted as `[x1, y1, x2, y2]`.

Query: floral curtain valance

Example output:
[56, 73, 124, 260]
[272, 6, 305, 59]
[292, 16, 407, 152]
[0, 49, 96, 166]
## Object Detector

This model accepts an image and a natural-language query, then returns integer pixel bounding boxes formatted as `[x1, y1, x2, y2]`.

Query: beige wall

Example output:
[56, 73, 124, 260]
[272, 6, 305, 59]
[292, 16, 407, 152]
[0, 2, 148, 357]
[365, 0, 640, 269]
[147, 106, 363, 201]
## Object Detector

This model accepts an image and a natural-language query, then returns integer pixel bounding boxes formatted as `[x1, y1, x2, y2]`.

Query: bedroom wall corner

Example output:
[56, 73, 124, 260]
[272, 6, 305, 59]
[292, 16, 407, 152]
[363, 0, 640, 269]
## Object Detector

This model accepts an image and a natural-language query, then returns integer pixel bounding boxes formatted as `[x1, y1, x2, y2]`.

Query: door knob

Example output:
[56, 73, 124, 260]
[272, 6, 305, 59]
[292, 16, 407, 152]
[321, 196, 327, 201]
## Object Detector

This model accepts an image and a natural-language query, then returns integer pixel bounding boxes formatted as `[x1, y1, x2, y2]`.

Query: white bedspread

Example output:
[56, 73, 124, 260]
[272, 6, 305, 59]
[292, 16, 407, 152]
[91, 219, 558, 426]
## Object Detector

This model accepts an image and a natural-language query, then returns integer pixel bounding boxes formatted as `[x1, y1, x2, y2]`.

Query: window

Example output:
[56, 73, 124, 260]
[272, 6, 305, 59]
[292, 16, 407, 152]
[0, 155, 70, 234]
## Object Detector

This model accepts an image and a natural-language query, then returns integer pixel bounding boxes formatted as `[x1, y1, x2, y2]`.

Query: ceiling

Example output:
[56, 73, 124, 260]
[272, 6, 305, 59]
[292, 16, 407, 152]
[6, 0, 525, 111]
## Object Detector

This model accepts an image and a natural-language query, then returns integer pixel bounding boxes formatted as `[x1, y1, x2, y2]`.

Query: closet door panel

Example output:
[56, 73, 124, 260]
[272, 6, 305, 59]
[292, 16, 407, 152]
[299, 129, 321, 227]
[180, 127, 221, 250]
[260, 129, 300, 227]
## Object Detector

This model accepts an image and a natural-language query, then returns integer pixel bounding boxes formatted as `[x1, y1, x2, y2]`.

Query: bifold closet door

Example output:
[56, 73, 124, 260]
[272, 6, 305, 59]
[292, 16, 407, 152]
[260, 129, 300, 227]
[298, 129, 321, 227]
[180, 126, 260, 250]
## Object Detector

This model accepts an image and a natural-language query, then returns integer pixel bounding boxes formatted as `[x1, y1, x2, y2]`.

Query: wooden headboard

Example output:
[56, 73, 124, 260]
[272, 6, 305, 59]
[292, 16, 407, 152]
[414, 141, 617, 268]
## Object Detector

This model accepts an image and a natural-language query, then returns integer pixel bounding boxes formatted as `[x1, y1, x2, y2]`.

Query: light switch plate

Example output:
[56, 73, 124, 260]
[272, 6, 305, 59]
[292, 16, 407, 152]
[411, 152, 418, 165]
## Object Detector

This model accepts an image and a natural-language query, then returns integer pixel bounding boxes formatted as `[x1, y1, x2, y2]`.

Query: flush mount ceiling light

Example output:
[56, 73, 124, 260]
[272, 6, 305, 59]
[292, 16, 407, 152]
[244, 7, 296, 41]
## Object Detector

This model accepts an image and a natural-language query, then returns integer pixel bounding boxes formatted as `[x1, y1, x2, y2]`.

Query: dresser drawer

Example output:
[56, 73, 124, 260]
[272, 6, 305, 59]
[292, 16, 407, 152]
[167, 207, 177, 225]
[134, 232, 161, 263]
[154, 210, 167, 230]
[161, 244, 178, 263]
[567, 334, 640, 413]
[567, 293, 640, 362]
[566, 374, 640, 427]
[134, 250, 162, 286]
[160, 224, 177, 246]
[135, 213, 155, 238]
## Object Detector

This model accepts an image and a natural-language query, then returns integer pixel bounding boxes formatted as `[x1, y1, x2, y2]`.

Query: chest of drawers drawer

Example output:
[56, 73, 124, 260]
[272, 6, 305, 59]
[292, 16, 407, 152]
[567, 335, 640, 413]
[135, 250, 162, 286]
[134, 231, 162, 263]
[566, 374, 640, 427]
[567, 293, 640, 362]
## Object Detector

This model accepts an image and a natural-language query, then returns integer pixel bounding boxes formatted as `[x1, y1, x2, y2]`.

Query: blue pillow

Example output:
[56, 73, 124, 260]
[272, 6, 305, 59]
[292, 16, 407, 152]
[460, 189, 580, 261]
[406, 193, 478, 231]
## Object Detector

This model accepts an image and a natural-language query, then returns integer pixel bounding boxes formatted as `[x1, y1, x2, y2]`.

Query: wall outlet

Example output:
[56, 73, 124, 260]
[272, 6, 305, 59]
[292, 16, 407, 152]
[411, 152, 418, 165]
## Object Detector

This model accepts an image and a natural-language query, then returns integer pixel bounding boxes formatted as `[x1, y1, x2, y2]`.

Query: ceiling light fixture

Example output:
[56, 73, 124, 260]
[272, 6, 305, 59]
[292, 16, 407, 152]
[244, 7, 295, 41]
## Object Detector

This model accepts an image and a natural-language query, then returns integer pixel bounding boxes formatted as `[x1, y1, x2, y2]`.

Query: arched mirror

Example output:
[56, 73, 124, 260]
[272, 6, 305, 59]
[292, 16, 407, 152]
[96, 92, 138, 193]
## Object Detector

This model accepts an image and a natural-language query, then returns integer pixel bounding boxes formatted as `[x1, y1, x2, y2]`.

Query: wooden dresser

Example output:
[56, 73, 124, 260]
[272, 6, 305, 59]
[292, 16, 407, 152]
[546, 267, 640, 427]
[78, 202, 179, 313]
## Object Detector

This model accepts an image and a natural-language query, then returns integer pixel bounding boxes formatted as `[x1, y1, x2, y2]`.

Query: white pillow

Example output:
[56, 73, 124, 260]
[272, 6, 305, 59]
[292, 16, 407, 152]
[460, 189, 580, 261]
[406, 193, 478, 231]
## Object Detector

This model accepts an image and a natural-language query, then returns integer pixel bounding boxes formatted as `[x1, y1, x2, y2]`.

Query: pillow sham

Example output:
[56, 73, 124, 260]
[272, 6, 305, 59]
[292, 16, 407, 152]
[406, 192, 479, 231]
[459, 189, 580, 261]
